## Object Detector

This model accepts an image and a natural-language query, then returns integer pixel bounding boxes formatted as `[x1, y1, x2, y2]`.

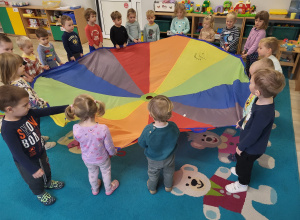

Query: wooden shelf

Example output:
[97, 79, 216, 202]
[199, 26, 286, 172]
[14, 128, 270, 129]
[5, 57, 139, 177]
[280, 61, 295, 67]
[26, 26, 50, 30]
[23, 16, 47, 19]
[50, 23, 77, 27]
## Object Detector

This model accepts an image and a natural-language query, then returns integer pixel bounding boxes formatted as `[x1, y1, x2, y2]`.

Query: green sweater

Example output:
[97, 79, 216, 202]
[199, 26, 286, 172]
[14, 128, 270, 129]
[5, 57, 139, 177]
[138, 121, 180, 161]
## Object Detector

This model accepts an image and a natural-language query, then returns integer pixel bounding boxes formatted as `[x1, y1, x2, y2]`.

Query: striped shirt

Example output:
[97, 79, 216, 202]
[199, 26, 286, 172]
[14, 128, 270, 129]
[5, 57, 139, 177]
[220, 26, 240, 52]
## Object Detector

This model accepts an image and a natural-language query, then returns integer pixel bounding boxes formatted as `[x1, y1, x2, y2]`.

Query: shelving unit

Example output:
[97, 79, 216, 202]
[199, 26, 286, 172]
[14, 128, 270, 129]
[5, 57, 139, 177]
[17, 6, 87, 43]
[154, 12, 300, 54]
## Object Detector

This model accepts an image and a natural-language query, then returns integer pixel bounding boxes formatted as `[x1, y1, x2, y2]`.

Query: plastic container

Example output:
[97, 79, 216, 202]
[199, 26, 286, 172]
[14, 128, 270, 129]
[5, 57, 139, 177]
[155, 20, 172, 32]
[42, 1, 61, 8]
[271, 26, 300, 40]
[62, 12, 76, 25]
[288, 0, 300, 19]
[243, 25, 271, 37]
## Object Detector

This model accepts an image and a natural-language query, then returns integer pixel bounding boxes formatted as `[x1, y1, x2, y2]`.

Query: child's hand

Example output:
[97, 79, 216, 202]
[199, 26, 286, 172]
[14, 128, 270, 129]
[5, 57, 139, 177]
[70, 56, 76, 61]
[59, 62, 64, 65]
[116, 44, 120, 49]
[123, 43, 127, 48]
[225, 46, 229, 51]
[241, 54, 247, 59]
[236, 147, 242, 156]
[99, 42, 103, 47]
[80, 53, 83, 57]
[43, 65, 50, 70]
[236, 121, 240, 129]
[242, 50, 245, 55]
[138, 39, 141, 43]
[32, 168, 44, 179]
[94, 45, 99, 49]
[133, 39, 138, 43]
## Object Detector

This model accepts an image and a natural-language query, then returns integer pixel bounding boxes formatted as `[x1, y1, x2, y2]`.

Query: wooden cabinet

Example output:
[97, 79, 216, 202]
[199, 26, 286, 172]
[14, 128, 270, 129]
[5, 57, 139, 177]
[17, 6, 87, 43]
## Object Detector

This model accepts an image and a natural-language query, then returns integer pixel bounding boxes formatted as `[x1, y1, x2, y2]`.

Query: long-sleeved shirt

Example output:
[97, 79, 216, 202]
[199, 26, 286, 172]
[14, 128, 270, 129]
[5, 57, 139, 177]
[170, 17, 190, 35]
[199, 28, 215, 42]
[244, 27, 266, 55]
[37, 43, 61, 68]
[143, 23, 160, 42]
[85, 23, 103, 47]
[22, 53, 43, 78]
[220, 26, 240, 52]
[1, 106, 68, 175]
[73, 123, 116, 164]
[62, 31, 83, 57]
[138, 121, 180, 161]
[238, 97, 274, 155]
[110, 25, 128, 47]
[268, 55, 283, 73]
[125, 21, 141, 41]
[11, 77, 46, 109]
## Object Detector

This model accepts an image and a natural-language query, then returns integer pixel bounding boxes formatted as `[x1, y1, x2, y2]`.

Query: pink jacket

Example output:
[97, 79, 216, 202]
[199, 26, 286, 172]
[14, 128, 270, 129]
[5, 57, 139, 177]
[244, 27, 266, 55]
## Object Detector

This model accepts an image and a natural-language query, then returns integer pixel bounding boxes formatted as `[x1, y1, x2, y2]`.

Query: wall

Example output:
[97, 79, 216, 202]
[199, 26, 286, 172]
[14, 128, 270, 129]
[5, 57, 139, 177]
[23, 0, 96, 10]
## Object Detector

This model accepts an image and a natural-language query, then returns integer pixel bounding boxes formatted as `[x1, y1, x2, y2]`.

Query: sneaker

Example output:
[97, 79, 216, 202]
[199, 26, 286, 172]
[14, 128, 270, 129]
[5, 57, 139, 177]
[147, 180, 157, 195]
[37, 191, 56, 206]
[45, 142, 56, 150]
[225, 181, 248, 193]
[230, 167, 238, 176]
[45, 180, 65, 189]
[105, 180, 119, 196]
[92, 179, 101, 196]
[42, 136, 50, 141]
[165, 187, 172, 192]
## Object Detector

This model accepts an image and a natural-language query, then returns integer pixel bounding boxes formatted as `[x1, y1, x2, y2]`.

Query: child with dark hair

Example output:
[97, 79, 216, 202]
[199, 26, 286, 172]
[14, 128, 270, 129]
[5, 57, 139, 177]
[110, 11, 128, 49]
[36, 27, 63, 69]
[0, 85, 68, 205]
[138, 95, 180, 194]
[0, 34, 13, 53]
[84, 8, 103, 52]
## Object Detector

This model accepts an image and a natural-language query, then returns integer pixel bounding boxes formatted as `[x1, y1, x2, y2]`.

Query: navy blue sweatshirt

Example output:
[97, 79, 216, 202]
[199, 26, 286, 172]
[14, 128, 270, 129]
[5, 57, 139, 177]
[110, 25, 128, 47]
[238, 98, 274, 155]
[62, 31, 83, 57]
[1, 106, 68, 175]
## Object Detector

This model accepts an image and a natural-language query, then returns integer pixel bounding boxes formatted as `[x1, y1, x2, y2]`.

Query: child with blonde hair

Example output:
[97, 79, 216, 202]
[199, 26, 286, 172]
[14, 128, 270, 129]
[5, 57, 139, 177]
[198, 15, 215, 42]
[110, 11, 128, 48]
[138, 95, 180, 194]
[242, 11, 270, 75]
[126, 8, 141, 43]
[170, 3, 190, 35]
[226, 68, 285, 193]
[220, 12, 240, 54]
[16, 36, 47, 83]
[257, 37, 282, 73]
[84, 8, 103, 52]
[144, 10, 160, 42]
[65, 94, 119, 196]
[0, 53, 55, 149]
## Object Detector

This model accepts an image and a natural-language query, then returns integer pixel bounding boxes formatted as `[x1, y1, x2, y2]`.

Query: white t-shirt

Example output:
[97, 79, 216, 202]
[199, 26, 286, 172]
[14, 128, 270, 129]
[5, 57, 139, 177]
[269, 55, 283, 73]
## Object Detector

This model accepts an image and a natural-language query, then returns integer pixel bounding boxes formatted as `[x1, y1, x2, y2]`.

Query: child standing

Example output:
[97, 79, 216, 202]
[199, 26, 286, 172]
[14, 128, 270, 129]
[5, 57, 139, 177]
[225, 68, 285, 193]
[110, 11, 128, 49]
[198, 15, 215, 42]
[61, 15, 84, 61]
[220, 12, 240, 54]
[0, 53, 56, 149]
[0, 85, 67, 205]
[16, 36, 46, 83]
[242, 11, 270, 75]
[170, 4, 190, 35]
[125, 8, 141, 44]
[65, 94, 119, 196]
[144, 10, 160, 42]
[36, 28, 63, 69]
[0, 34, 13, 53]
[84, 8, 103, 52]
[257, 37, 282, 73]
[138, 95, 180, 194]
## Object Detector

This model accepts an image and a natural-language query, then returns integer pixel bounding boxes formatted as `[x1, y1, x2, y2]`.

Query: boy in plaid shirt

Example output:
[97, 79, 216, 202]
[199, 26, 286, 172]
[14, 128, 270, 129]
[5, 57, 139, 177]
[16, 36, 48, 83]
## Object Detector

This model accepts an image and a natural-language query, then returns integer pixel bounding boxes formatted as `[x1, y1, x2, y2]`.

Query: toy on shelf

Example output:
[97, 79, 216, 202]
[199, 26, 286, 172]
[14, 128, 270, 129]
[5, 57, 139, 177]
[28, 19, 40, 28]
[11, 1, 29, 7]
[154, 0, 175, 12]
[162, 0, 175, 3]
[201, 0, 213, 14]
[214, 5, 224, 13]
[194, 4, 201, 13]
[223, 1, 232, 13]
[181, 0, 194, 13]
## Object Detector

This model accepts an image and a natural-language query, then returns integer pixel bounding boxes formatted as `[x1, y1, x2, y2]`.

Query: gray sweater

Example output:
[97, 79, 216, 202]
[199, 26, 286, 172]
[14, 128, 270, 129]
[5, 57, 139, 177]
[125, 21, 141, 41]
[143, 23, 160, 42]
[37, 43, 61, 68]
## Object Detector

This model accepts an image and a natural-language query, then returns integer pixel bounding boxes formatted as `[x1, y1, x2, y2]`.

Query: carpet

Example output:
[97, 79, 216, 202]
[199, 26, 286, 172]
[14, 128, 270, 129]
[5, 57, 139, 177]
[0, 79, 299, 219]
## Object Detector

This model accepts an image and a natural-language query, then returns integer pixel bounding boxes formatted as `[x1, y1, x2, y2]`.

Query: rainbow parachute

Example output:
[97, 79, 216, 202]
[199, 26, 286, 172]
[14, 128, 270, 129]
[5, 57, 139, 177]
[33, 35, 250, 147]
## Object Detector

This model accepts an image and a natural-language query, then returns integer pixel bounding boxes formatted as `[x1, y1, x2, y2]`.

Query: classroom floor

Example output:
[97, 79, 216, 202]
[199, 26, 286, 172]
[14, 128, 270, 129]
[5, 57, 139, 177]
[9, 36, 300, 177]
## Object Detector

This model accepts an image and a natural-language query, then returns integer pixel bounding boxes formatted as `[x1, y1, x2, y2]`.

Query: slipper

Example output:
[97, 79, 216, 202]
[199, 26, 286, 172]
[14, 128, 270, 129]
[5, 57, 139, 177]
[105, 180, 119, 196]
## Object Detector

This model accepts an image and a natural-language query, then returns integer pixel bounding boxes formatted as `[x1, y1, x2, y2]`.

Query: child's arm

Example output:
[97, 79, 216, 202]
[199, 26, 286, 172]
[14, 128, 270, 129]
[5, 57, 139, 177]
[62, 33, 74, 59]
[76, 33, 83, 56]
[98, 25, 103, 47]
[143, 25, 147, 42]
[125, 23, 135, 42]
[219, 29, 225, 47]
[182, 17, 190, 34]
[138, 128, 148, 148]
[156, 25, 160, 41]
[31, 105, 68, 118]
[170, 18, 177, 34]
[85, 25, 96, 48]
[103, 125, 117, 156]
[110, 27, 117, 47]
[37, 46, 47, 66]
[137, 22, 141, 42]
[52, 46, 63, 65]
[228, 27, 240, 52]
[124, 26, 129, 45]
[1, 129, 41, 175]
